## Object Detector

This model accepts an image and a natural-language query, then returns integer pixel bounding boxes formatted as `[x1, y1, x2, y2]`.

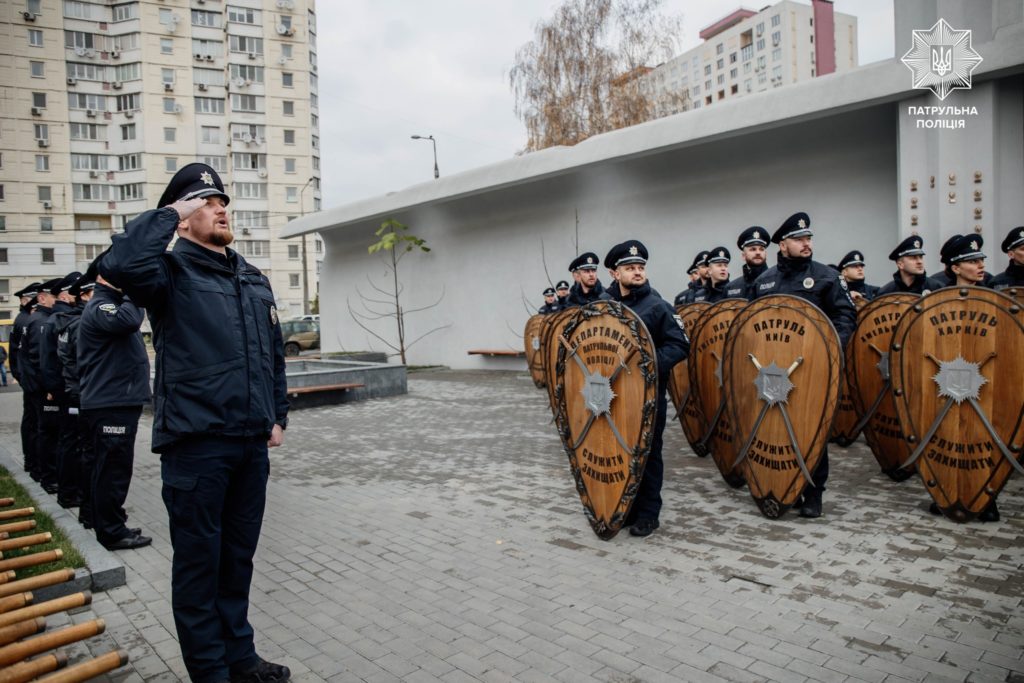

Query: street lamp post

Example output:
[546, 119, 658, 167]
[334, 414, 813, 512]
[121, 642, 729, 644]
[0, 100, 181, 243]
[411, 134, 439, 179]
[300, 177, 314, 315]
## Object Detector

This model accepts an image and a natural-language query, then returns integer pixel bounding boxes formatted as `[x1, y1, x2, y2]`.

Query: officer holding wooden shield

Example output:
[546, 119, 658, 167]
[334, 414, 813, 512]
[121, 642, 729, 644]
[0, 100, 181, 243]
[990, 227, 1024, 290]
[725, 227, 769, 300]
[752, 212, 856, 518]
[605, 240, 690, 536]
[692, 248, 732, 303]
[837, 250, 879, 302]
[876, 236, 944, 295]
[566, 252, 612, 306]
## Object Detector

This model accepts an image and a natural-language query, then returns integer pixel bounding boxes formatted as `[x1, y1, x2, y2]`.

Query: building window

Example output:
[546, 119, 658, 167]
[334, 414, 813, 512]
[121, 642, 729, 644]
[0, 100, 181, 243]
[731, 84, 738, 94]
[773, 47, 782, 61]
[191, 9, 221, 27]
[118, 153, 141, 171]
[285, 187, 297, 203]
[161, 38, 173, 54]
[115, 93, 140, 111]
[717, 74, 724, 85]
[281, 44, 293, 59]
[757, 38, 765, 51]
[283, 100, 294, 116]
[729, 68, 737, 79]
[228, 35, 263, 56]
[228, 64, 263, 84]
[0, 186, 4, 201]
[28, 29, 43, 47]
[38, 186, 52, 202]
[756, 22, 764, 36]
[164, 127, 175, 142]
[278, 15, 292, 29]
[289, 273, 300, 288]
[121, 123, 136, 140]
[282, 72, 294, 88]
[112, 3, 137, 21]
[284, 158, 296, 173]
[772, 30, 781, 46]
[230, 94, 260, 112]
[0, 249, 6, 264]
[233, 182, 267, 199]
[119, 183, 144, 201]
[741, 45, 753, 61]
[0, 216, 6, 230]
[163, 97, 177, 113]
[716, 58, 723, 70]
[716, 43, 723, 55]
[226, 5, 259, 24]
[40, 217, 53, 231]
[729, 52, 737, 64]
[35, 155, 49, 172]
[194, 97, 225, 114]
[288, 244, 299, 259]
[201, 156, 227, 172]
[30, 60, 45, 77]
[283, 130, 295, 145]
[42, 247, 55, 264]
[32, 92, 46, 109]
[201, 126, 221, 144]
[162, 68, 175, 85]
[165, 157, 177, 173]
[771, 14, 780, 27]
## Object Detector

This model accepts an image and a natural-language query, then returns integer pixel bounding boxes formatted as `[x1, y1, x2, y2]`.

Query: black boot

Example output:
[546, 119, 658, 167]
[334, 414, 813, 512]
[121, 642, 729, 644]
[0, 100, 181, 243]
[978, 500, 999, 523]
[799, 488, 822, 518]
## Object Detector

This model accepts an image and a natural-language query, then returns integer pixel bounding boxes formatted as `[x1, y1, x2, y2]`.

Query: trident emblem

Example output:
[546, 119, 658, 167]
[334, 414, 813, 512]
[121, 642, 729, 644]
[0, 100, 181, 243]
[731, 354, 817, 486]
[931, 46, 953, 76]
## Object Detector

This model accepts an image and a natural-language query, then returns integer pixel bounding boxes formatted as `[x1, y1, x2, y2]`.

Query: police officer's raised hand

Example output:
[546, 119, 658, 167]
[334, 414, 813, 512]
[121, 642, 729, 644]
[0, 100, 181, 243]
[170, 197, 208, 222]
[268, 423, 285, 448]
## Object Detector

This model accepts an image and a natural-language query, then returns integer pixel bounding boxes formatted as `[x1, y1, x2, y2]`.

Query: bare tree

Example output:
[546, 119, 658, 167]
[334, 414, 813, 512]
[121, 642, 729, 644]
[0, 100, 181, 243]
[509, 0, 686, 152]
[347, 219, 449, 365]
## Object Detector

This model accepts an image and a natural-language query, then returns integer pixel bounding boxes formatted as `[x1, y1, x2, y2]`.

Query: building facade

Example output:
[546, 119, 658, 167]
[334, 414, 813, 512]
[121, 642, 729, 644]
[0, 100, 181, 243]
[641, 0, 858, 117]
[0, 0, 322, 320]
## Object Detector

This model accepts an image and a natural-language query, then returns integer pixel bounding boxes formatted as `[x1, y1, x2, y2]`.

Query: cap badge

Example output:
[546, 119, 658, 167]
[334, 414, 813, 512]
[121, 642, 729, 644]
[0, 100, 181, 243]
[718, 250, 725, 258]
[855, 254, 861, 261]
[1019, 229, 1024, 238]
[586, 256, 594, 264]
[914, 239, 921, 248]
[200, 171, 215, 186]
[803, 277, 814, 289]
[970, 240, 978, 250]
[753, 231, 760, 239]
[797, 218, 807, 229]
[628, 245, 638, 256]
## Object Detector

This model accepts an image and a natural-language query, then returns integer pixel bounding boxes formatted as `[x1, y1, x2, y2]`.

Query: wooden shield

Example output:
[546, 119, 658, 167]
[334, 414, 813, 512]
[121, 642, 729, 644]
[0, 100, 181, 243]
[543, 309, 578, 414]
[829, 346, 860, 447]
[668, 303, 711, 454]
[687, 299, 749, 487]
[847, 293, 920, 481]
[554, 301, 658, 539]
[723, 295, 843, 518]
[890, 287, 1024, 521]
[524, 315, 546, 389]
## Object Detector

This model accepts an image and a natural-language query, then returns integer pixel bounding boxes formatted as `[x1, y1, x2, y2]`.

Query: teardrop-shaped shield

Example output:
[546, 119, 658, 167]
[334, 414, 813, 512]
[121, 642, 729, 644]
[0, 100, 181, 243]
[847, 293, 920, 481]
[829, 345, 861, 447]
[687, 299, 749, 487]
[544, 308, 578, 415]
[668, 303, 712, 454]
[723, 295, 843, 518]
[524, 314, 546, 389]
[890, 287, 1024, 521]
[554, 301, 658, 539]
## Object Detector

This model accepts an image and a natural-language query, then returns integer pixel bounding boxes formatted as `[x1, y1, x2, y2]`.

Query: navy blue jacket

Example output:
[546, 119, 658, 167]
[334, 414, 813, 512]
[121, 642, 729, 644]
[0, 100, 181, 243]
[78, 285, 151, 411]
[54, 304, 84, 402]
[609, 280, 690, 383]
[753, 254, 857, 348]
[538, 301, 562, 315]
[876, 271, 944, 296]
[725, 262, 768, 301]
[566, 280, 612, 307]
[990, 262, 1024, 291]
[673, 281, 703, 307]
[102, 207, 288, 451]
[9, 305, 33, 381]
[20, 305, 53, 395]
[846, 279, 880, 301]
[691, 280, 730, 304]
[40, 300, 75, 398]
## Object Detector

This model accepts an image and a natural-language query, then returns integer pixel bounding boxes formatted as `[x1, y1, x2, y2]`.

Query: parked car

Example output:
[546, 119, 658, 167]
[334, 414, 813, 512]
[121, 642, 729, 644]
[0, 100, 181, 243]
[280, 318, 320, 356]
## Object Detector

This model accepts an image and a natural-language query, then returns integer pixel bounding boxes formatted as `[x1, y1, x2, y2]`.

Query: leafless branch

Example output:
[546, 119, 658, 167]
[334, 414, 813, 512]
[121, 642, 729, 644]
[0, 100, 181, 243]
[346, 298, 400, 352]
[402, 285, 446, 315]
[404, 324, 453, 352]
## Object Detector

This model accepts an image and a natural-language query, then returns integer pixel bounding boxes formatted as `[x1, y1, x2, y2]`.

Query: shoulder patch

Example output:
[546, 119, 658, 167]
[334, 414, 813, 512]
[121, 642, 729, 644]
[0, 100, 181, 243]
[758, 281, 777, 291]
[99, 303, 118, 314]
[673, 315, 684, 330]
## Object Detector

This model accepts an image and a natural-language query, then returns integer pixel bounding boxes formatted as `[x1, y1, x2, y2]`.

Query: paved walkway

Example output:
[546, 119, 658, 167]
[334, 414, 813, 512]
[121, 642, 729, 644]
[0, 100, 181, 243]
[0, 370, 1022, 682]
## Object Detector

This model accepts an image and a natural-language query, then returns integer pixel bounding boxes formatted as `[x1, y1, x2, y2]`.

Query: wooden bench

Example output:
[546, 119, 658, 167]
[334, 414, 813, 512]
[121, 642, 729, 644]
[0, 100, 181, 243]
[467, 349, 525, 358]
[287, 382, 366, 409]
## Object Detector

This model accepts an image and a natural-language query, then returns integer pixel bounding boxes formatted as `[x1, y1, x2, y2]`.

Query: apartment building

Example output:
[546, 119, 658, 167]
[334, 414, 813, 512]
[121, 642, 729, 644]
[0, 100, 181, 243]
[641, 0, 857, 117]
[0, 0, 323, 320]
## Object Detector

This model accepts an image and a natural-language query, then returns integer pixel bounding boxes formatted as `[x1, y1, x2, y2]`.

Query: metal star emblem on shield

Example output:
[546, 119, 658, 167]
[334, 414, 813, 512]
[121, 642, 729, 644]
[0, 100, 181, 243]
[200, 171, 214, 186]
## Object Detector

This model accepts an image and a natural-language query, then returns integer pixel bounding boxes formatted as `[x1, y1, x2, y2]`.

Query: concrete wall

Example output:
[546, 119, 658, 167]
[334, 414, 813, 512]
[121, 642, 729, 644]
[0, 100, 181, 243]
[320, 104, 899, 369]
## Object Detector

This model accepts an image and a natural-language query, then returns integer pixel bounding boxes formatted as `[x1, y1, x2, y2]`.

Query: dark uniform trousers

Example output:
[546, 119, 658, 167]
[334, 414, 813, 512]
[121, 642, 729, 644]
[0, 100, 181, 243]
[35, 393, 61, 487]
[632, 389, 669, 521]
[161, 436, 269, 683]
[21, 392, 39, 477]
[77, 411, 96, 528]
[56, 401, 83, 504]
[83, 406, 142, 545]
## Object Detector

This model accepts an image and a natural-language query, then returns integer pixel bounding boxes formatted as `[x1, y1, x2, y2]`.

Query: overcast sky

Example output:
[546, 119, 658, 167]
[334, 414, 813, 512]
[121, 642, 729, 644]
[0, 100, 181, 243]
[316, 1, 895, 208]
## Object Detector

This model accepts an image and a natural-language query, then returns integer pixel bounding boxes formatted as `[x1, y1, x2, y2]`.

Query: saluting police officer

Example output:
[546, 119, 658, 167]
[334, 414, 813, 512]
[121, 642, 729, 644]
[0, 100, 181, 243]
[752, 212, 856, 518]
[725, 227, 769, 300]
[692, 248, 732, 303]
[78, 258, 152, 550]
[605, 241, 690, 537]
[24, 277, 63, 491]
[566, 252, 612, 306]
[538, 287, 560, 314]
[48, 272, 84, 508]
[10, 283, 41, 476]
[837, 250, 879, 302]
[102, 163, 291, 683]
[990, 226, 1024, 291]
[876, 236, 944, 295]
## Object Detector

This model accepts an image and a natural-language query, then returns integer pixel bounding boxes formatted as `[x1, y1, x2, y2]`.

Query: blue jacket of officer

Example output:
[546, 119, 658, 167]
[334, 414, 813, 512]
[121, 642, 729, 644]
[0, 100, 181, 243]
[846, 279, 879, 301]
[876, 272, 944, 296]
[78, 285, 152, 411]
[608, 281, 690, 382]
[54, 305, 84, 402]
[102, 207, 288, 452]
[39, 300, 75, 397]
[10, 306, 33, 382]
[752, 254, 857, 348]
[20, 305, 53, 395]
[673, 281, 701, 307]
[692, 281, 730, 304]
[566, 280, 611, 306]
[725, 263, 767, 301]
[990, 262, 1024, 290]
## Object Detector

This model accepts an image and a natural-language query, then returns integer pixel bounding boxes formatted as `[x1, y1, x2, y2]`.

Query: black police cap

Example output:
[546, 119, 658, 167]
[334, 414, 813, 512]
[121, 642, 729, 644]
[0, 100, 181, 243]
[604, 240, 648, 269]
[737, 226, 768, 249]
[838, 250, 865, 269]
[946, 234, 986, 264]
[14, 282, 43, 298]
[939, 234, 963, 265]
[543, 287, 556, 296]
[570, 252, 600, 271]
[158, 162, 231, 209]
[707, 246, 731, 264]
[555, 280, 570, 290]
[889, 235, 926, 261]
[771, 212, 813, 244]
[39, 278, 62, 295]
[1001, 226, 1024, 253]
[53, 271, 83, 295]
[695, 250, 710, 267]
